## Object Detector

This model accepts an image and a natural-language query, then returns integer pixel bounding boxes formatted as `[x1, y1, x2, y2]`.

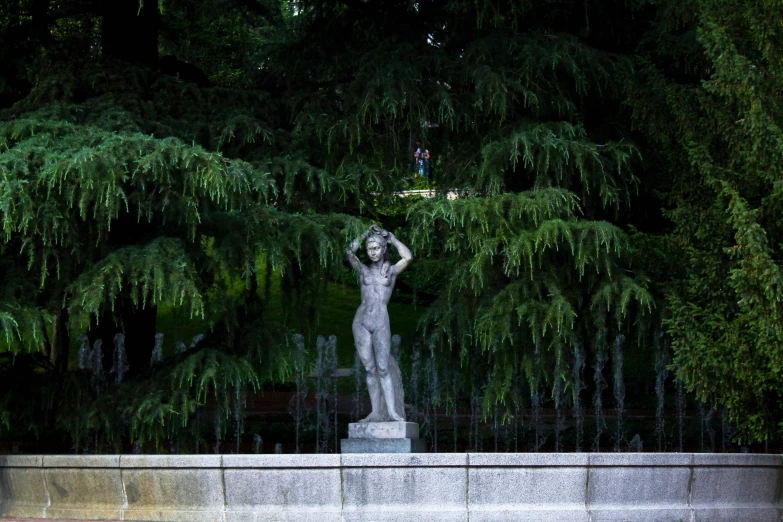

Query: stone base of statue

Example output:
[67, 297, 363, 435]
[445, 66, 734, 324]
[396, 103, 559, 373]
[340, 421, 427, 453]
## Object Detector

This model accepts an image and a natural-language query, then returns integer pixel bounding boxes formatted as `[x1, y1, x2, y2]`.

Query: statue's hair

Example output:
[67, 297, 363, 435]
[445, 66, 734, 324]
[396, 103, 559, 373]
[366, 225, 391, 276]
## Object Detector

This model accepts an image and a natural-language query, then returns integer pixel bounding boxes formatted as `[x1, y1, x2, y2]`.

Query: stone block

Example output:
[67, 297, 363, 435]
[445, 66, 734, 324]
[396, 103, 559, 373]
[469, 465, 587, 519]
[0, 466, 47, 519]
[224, 468, 341, 514]
[120, 454, 222, 468]
[120, 468, 224, 522]
[340, 438, 426, 453]
[44, 466, 123, 519]
[690, 464, 782, 509]
[341, 463, 467, 520]
[341, 453, 466, 467]
[348, 422, 419, 439]
[224, 453, 342, 521]
[587, 463, 691, 509]
[223, 454, 340, 468]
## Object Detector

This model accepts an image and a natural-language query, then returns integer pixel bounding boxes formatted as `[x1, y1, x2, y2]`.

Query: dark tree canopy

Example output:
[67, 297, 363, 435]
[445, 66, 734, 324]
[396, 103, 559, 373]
[1, 0, 781, 449]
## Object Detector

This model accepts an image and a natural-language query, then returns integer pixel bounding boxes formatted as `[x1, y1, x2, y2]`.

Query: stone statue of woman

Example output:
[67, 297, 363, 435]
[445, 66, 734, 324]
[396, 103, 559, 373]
[346, 225, 412, 422]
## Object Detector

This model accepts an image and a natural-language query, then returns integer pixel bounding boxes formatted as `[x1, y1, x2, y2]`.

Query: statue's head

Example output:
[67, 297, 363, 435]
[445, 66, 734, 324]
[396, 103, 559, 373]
[366, 225, 389, 264]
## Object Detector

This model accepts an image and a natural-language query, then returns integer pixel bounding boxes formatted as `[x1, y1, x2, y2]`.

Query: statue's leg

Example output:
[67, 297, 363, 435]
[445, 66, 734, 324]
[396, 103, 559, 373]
[373, 323, 404, 421]
[354, 320, 383, 422]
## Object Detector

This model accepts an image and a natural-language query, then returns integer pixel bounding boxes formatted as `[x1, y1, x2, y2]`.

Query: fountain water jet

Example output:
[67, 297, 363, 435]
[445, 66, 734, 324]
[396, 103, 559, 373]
[469, 389, 482, 452]
[531, 384, 542, 452]
[190, 334, 205, 349]
[512, 379, 521, 453]
[287, 334, 308, 454]
[314, 335, 336, 453]
[572, 341, 585, 452]
[699, 404, 715, 453]
[110, 333, 128, 385]
[351, 351, 366, 422]
[554, 358, 565, 453]
[655, 332, 668, 451]
[328, 335, 338, 452]
[451, 371, 459, 452]
[431, 357, 439, 452]
[233, 385, 245, 454]
[213, 410, 222, 454]
[87, 339, 105, 395]
[150, 333, 164, 367]
[676, 377, 685, 452]
[422, 354, 439, 452]
[592, 341, 608, 452]
[493, 405, 500, 452]
[531, 344, 543, 452]
[612, 334, 626, 452]
[409, 344, 422, 424]
[77, 334, 90, 370]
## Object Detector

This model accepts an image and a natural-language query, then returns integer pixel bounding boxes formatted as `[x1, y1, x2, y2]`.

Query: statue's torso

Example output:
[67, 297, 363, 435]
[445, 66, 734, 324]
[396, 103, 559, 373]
[355, 265, 395, 331]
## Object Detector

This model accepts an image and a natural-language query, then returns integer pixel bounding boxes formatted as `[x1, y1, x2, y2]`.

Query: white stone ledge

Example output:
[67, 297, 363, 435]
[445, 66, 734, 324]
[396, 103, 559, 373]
[120, 454, 223, 468]
[0, 453, 780, 521]
[43, 455, 120, 467]
[341, 453, 467, 467]
[222, 454, 340, 468]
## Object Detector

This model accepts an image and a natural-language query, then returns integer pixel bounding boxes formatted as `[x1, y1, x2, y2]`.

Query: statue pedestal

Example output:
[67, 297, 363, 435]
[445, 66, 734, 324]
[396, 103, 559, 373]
[341, 421, 427, 453]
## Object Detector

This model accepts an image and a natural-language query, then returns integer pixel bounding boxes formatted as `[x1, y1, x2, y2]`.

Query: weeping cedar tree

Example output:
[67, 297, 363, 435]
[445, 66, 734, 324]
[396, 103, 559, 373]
[0, 0, 369, 449]
[269, 0, 657, 436]
[6, 0, 775, 450]
[0, 0, 660, 450]
[628, 0, 783, 443]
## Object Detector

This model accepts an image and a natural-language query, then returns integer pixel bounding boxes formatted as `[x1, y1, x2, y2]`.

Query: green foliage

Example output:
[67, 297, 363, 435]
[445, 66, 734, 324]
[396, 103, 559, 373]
[0, 0, 662, 450]
[158, 0, 281, 87]
[3, 0, 781, 450]
[0, 6, 367, 446]
[631, 0, 783, 441]
[0, 302, 50, 353]
[57, 348, 260, 451]
[408, 189, 652, 409]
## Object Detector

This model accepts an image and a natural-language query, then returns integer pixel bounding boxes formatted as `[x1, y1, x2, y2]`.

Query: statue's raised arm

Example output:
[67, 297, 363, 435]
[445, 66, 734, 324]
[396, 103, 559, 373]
[387, 231, 412, 275]
[345, 230, 368, 272]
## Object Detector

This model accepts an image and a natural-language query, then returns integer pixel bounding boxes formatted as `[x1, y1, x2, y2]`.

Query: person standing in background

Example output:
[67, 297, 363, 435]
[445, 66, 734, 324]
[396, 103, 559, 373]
[413, 141, 431, 179]
[419, 146, 430, 179]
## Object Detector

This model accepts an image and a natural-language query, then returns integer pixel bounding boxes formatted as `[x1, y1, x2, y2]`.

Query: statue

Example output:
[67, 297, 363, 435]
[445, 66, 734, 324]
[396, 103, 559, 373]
[346, 225, 412, 422]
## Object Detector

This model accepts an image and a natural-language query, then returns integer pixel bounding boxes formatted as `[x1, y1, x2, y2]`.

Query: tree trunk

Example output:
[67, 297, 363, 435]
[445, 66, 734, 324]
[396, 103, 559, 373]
[101, 0, 159, 67]
[49, 309, 71, 374]
[122, 301, 158, 377]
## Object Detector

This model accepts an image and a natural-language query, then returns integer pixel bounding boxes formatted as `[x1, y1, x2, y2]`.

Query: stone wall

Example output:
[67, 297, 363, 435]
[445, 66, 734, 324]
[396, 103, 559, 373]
[1, 453, 781, 521]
